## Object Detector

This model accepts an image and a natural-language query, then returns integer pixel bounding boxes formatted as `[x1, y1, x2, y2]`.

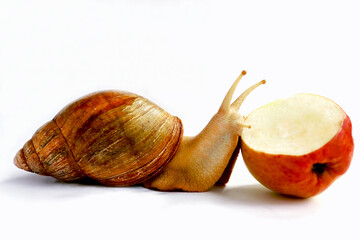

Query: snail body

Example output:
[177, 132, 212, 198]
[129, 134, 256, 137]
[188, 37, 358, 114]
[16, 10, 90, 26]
[14, 71, 265, 191]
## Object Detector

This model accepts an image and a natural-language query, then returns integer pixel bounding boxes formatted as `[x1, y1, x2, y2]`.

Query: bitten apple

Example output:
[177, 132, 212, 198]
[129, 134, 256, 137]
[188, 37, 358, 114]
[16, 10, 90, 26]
[241, 93, 354, 198]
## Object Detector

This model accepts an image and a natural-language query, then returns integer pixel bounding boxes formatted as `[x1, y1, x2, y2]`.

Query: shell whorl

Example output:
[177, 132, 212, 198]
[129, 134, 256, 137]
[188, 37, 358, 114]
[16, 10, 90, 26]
[14, 91, 183, 186]
[14, 120, 85, 182]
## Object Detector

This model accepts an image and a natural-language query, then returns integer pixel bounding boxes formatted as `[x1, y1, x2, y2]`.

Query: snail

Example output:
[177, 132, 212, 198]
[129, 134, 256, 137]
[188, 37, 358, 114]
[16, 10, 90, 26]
[14, 71, 265, 191]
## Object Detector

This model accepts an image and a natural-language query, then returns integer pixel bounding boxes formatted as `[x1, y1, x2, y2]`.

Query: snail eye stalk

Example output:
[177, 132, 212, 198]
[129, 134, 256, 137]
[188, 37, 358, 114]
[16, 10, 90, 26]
[219, 70, 265, 113]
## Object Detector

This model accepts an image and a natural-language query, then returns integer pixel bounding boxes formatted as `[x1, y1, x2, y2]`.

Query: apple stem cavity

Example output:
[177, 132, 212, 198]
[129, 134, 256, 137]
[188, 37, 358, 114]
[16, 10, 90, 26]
[312, 163, 327, 175]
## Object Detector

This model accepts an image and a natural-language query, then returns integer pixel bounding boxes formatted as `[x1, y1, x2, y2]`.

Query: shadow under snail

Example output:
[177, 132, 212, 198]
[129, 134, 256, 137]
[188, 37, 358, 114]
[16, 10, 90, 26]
[14, 71, 265, 192]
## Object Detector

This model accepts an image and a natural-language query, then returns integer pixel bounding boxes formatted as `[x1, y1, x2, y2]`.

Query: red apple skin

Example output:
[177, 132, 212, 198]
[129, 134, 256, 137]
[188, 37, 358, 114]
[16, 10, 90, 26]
[241, 115, 354, 198]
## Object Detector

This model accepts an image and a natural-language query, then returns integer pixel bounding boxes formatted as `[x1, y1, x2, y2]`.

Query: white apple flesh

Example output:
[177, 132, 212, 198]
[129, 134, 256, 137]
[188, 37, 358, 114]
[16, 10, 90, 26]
[241, 94, 354, 198]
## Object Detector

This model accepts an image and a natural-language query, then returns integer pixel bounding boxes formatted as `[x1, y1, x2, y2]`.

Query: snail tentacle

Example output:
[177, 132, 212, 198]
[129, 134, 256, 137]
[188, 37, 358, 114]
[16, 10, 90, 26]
[231, 79, 266, 111]
[219, 70, 247, 113]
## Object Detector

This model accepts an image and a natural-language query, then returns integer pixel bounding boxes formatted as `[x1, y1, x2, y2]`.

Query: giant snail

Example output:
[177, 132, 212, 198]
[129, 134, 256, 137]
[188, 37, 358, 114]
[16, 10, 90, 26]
[14, 71, 266, 191]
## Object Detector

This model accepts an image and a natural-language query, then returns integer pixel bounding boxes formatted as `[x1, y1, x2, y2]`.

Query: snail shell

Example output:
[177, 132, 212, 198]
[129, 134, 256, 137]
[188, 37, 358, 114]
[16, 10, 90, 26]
[14, 91, 183, 186]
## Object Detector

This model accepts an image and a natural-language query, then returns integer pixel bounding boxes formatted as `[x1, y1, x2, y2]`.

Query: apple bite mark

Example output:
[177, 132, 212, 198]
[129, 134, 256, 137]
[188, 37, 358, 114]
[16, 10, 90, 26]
[241, 94, 354, 198]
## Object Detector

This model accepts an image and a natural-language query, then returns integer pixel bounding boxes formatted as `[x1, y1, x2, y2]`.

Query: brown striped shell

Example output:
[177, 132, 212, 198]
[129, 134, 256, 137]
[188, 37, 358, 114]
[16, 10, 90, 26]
[14, 91, 183, 186]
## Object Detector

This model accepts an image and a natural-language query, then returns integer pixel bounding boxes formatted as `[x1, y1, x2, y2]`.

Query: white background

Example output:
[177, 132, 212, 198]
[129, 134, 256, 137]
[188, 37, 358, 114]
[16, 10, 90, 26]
[1, 0, 359, 239]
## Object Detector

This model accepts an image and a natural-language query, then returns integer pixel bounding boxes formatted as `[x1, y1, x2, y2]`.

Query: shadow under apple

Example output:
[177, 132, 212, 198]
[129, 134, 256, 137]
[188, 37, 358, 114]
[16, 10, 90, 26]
[210, 184, 315, 207]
